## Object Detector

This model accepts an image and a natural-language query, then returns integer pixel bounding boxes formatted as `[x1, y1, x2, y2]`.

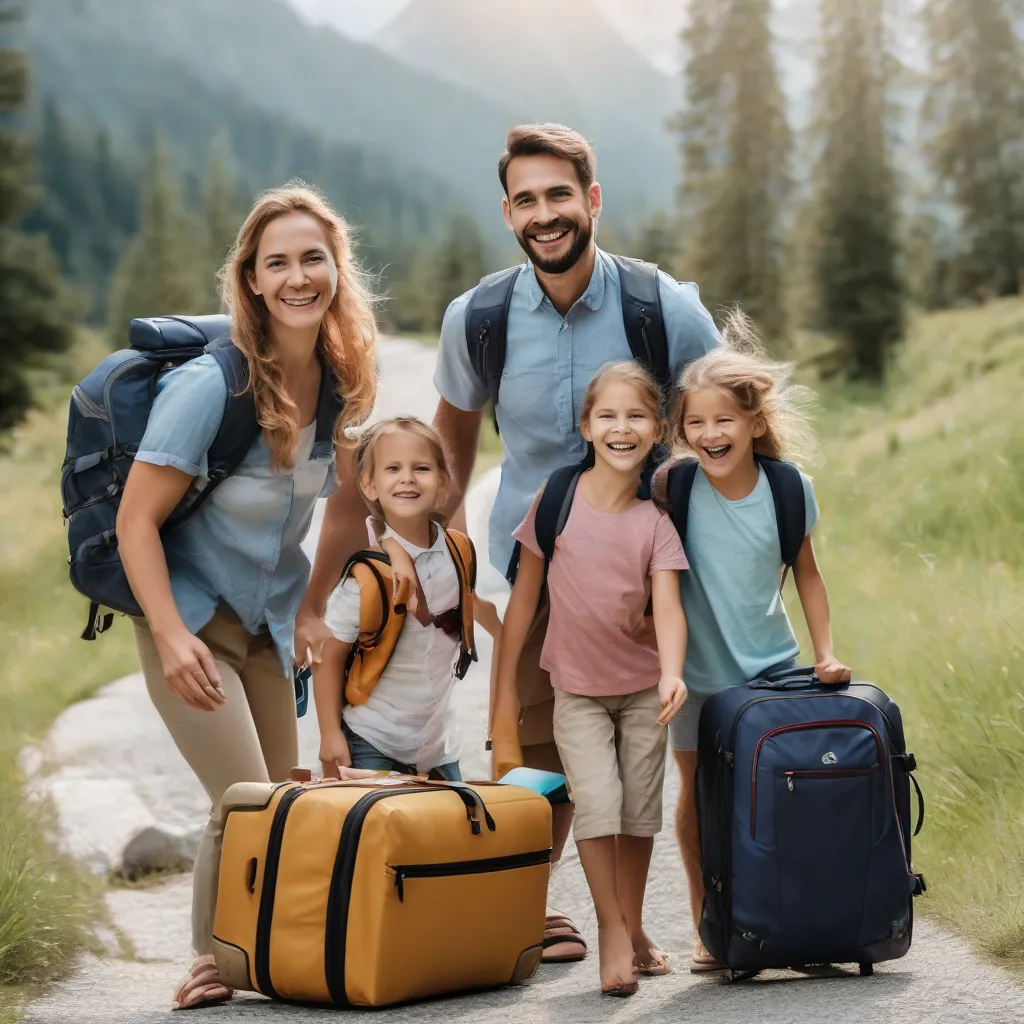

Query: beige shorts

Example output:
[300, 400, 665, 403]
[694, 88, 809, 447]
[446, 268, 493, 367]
[552, 687, 667, 842]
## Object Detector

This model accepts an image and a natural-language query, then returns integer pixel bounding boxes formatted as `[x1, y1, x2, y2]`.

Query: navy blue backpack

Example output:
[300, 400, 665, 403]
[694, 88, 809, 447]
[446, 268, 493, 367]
[696, 667, 926, 980]
[61, 315, 260, 640]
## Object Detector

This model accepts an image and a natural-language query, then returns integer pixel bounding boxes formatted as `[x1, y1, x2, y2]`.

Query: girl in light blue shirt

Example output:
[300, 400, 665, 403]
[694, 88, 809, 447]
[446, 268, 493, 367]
[653, 311, 851, 974]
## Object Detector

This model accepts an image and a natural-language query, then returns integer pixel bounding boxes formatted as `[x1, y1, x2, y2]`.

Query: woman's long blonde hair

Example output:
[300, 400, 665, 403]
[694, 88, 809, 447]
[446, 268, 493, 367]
[671, 310, 817, 465]
[221, 182, 378, 470]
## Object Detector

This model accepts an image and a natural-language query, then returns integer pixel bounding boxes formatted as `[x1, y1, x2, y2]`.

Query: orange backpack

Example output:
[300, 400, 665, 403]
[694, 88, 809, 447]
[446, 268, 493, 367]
[341, 528, 478, 706]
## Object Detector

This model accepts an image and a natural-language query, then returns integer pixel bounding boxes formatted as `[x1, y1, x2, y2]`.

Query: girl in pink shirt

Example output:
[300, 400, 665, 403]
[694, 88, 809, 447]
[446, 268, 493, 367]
[493, 361, 689, 998]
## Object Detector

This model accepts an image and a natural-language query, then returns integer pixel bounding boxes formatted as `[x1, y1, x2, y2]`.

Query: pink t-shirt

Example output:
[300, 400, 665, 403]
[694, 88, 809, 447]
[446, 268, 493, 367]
[513, 484, 689, 697]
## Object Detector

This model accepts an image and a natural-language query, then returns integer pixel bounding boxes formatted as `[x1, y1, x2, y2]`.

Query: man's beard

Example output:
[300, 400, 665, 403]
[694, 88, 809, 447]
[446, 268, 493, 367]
[515, 216, 594, 275]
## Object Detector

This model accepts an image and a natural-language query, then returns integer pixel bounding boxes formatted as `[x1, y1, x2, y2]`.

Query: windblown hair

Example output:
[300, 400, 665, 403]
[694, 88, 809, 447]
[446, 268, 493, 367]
[354, 416, 452, 523]
[671, 310, 817, 465]
[498, 123, 597, 195]
[221, 182, 378, 471]
[579, 360, 665, 432]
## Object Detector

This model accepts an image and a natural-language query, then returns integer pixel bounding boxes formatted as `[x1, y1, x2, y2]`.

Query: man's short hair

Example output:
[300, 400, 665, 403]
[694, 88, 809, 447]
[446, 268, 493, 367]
[498, 123, 597, 196]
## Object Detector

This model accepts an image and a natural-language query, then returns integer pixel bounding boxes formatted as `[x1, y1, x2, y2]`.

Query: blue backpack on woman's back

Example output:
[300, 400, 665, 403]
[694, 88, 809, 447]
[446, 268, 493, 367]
[61, 316, 262, 640]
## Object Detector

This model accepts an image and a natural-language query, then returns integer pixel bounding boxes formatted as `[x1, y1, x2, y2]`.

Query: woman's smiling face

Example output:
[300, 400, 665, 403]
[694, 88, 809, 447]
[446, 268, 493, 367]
[246, 211, 339, 332]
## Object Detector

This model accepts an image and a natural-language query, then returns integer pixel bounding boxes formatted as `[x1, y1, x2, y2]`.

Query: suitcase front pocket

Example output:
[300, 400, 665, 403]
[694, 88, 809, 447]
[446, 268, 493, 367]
[773, 767, 874, 952]
[391, 850, 552, 901]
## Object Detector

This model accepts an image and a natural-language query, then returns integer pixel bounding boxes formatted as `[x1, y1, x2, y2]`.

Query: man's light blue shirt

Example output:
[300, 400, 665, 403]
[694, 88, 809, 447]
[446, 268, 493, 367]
[434, 248, 722, 577]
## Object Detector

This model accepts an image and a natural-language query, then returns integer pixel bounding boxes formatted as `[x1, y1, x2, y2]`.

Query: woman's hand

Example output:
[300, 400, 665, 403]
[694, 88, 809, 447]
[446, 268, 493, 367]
[319, 729, 352, 779]
[294, 607, 335, 668]
[815, 657, 852, 684]
[657, 675, 688, 725]
[153, 625, 226, 711]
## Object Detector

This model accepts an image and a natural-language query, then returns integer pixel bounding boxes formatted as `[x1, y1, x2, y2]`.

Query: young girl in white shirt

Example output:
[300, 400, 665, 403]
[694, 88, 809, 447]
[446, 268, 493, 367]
[314, 416, 492, 780]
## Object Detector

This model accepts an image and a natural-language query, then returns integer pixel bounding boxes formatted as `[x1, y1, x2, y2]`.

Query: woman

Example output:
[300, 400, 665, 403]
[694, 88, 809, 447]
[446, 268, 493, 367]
[117, 184, 377, 1010]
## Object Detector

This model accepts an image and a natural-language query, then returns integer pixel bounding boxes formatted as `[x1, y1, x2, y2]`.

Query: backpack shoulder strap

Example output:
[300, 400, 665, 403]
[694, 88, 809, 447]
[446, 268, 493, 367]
[758, 457, 806, 573]
[611, 254, 670, 391]
[665, 458, 700, 543]
[465, 267, 520, 423]
[161, 341, 260, 532]
[443, 528, 478, 679]
[205, 340, 260, 479]
[534, 464, 585, 567]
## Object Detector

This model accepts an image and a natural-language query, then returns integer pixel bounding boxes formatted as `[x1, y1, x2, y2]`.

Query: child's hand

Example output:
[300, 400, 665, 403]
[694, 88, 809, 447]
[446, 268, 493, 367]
[657, 676, 688, 725]
[319, 730, 352, 780]
[815, 657, 852, 684]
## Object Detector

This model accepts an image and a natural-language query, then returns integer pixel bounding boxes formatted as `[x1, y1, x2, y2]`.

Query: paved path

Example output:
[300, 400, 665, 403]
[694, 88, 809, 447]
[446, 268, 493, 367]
[22, 339, 1023, 1022]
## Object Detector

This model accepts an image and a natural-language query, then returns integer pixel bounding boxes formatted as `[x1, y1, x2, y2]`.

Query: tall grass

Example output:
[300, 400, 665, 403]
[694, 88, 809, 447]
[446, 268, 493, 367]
[793, 300, 1024, 970]
[0, 334, 135, 1008]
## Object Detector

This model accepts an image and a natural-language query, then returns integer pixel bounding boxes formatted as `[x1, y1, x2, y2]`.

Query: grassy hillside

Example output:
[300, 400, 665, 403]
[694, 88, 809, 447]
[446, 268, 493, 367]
[794, 298, 1024, 969]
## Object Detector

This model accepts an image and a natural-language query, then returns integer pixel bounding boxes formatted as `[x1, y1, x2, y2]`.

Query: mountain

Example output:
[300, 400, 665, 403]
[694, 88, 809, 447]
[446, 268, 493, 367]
[373, 0, 680, 216]
[24, 0, 524, 236]
[17, 2, 468, 315]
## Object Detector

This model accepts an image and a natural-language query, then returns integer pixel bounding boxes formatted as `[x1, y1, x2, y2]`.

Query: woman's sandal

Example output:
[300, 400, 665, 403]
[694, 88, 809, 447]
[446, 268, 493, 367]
[171, 954, 234, 1011]
[636, 949, 673, 976]
[542, 911, 588, 963]
[541, 932, 588, 963]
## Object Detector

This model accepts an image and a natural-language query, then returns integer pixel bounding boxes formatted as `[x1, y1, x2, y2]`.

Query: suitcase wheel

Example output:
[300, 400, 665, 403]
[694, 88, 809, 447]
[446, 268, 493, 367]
[859, 963, 874, 977]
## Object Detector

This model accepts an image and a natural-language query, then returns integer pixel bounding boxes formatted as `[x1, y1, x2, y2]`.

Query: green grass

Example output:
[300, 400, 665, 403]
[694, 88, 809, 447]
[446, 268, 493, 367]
[0, 333, 135, 1013]
[790, 299, 1024, 972]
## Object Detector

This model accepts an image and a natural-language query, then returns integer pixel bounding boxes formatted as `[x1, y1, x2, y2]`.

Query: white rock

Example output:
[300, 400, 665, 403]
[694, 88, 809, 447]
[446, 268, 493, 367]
[48, 778, 158, 876]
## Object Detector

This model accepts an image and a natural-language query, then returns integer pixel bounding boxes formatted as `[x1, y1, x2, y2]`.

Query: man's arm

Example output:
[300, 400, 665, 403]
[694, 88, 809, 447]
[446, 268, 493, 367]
[434, 398, 483, 520]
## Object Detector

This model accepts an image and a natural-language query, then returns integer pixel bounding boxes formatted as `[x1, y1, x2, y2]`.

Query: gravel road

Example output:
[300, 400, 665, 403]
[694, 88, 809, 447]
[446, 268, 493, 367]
[22, 338, 1022, 1024]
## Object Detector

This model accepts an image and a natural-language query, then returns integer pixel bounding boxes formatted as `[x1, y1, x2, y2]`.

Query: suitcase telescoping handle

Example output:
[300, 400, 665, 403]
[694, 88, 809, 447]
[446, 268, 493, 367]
[748, 665, 846, 691]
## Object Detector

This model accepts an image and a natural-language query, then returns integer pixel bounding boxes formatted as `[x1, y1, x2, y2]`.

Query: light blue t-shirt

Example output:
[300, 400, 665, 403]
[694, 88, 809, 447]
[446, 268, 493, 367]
[433, 248, 721, 578]
[136, 355, 339, 674]
[678, 465, 819, 694]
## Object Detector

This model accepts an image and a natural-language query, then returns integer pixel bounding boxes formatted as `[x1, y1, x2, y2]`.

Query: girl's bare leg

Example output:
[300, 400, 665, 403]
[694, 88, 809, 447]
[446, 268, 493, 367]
[576, 836, 638, 992]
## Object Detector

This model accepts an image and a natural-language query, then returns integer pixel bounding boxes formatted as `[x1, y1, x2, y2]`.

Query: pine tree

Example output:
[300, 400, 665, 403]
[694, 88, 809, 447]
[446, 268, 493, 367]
[808, 0, 904, 380]
[202, 134, 243, 312]
[106, 137, 205, 345]
[0, 1, 74, 432]
[676, 0, 791, 339]
[923, 0, 1024, 297]
[430, 211, 486, 331]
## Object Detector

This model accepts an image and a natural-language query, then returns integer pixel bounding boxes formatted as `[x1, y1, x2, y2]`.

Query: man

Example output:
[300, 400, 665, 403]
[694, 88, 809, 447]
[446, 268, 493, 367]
[296, 123, 720, 963]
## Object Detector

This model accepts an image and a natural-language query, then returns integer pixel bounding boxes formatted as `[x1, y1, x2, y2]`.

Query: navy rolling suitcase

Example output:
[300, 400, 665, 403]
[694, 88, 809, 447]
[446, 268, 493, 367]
[696, 666, 926, 978]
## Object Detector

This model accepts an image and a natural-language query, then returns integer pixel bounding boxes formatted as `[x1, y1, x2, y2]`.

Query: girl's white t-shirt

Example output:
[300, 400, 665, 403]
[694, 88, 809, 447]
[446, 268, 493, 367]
[323, 525, 461, 771]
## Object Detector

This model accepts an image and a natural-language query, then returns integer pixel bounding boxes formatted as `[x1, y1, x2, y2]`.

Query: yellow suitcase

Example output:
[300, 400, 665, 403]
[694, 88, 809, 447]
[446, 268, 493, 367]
[212, 775, 551, 1007]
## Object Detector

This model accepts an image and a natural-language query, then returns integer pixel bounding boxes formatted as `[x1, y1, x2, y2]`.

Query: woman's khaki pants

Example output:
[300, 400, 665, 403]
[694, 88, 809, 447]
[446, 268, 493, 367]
[134, 605, 297, 955]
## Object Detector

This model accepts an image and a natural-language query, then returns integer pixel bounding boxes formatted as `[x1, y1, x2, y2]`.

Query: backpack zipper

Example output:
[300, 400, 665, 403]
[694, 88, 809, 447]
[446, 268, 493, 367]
[390, 849, 551, 902]
[749, 719, 883, 840]
[71, 385, 109, 421]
